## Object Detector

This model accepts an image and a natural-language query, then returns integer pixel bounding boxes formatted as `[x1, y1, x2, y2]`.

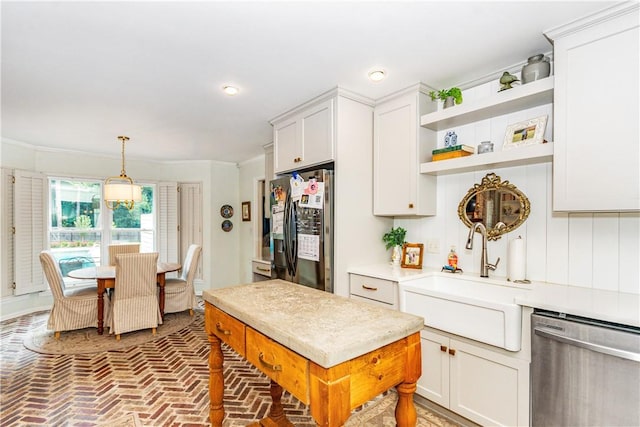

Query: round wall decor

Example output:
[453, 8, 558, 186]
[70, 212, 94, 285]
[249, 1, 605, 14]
[221, 220, 233, 232]
[220, 204, 233, 218]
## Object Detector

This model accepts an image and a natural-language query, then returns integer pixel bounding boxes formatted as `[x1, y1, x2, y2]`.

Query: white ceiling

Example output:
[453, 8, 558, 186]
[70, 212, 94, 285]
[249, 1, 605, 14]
[1, 1, 616, 163]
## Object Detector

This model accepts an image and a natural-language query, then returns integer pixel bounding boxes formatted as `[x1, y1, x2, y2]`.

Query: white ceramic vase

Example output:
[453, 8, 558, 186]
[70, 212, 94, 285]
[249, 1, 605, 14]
[443, 96, 455, 109]
[391, 245, 402, 266]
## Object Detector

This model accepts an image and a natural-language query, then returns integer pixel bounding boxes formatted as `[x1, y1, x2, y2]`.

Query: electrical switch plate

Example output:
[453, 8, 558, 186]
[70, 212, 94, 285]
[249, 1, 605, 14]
[427, 239, 440, 254]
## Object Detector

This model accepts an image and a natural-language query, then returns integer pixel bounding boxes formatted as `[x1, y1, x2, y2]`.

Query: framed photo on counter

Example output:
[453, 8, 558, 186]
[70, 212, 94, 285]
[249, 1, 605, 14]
[401, 243, 424, 269]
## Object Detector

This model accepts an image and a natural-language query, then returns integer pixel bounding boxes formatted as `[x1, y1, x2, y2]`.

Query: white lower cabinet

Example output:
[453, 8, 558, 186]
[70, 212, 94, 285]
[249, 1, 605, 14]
[419, 328, 530, 427]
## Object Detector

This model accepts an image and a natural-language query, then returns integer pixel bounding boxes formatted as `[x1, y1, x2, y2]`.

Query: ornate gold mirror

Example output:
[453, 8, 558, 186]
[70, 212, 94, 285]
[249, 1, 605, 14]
[457, 173, 530, 241]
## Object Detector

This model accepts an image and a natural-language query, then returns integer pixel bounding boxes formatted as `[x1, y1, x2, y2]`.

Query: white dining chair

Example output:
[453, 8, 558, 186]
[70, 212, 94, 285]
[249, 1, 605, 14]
[108, 243, 140, 266]
[164, 244, 202, 316]
[109, 252, 162, 340]
[40, 250, 109, 339]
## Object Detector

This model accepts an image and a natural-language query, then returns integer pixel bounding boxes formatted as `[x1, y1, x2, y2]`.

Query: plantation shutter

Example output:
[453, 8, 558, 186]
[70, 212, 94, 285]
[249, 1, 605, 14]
[13, 169, 47, 295]
[157, 181, 178, 264]
[178, 182, 203, 280]
[1, 168, 15, 297]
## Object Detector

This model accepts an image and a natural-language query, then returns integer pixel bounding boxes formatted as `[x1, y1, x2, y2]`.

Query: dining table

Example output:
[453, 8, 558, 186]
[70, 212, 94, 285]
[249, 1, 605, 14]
[67, 262, 181, 335]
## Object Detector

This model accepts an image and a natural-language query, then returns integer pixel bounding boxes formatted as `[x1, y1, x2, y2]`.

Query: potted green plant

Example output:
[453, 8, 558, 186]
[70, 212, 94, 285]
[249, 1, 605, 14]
[382, 227, 407, 265]
[428, 87, 463, 108]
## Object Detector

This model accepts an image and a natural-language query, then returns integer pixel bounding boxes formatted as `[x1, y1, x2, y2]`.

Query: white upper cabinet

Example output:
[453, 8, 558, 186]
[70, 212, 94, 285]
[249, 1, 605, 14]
[374, 84, 436, 216]
[546, 3, 639, 211]
[272, 98, 334, 174]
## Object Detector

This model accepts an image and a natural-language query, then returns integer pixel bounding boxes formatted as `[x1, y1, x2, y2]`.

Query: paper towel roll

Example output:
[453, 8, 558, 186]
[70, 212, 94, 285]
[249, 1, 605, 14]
[507, 237, 526, 282]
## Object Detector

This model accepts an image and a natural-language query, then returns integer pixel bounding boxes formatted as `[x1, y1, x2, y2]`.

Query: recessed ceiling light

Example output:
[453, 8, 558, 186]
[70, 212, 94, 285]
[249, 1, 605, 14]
[368, 69, 386, 82]
[222, 85, 239, 96]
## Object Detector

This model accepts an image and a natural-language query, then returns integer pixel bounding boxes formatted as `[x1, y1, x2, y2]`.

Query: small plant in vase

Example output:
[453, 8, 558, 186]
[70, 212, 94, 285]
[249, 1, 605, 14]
[429, 87, 463, 108]
[382, 227, 407, 266]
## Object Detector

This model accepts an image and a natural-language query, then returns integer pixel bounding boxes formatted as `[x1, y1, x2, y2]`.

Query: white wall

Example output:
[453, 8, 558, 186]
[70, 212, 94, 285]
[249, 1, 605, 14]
[0, 139, 241, 319]
[395, 164, 640, 295]
[238, 155, 265, 284]
[208, 162, 241, 288]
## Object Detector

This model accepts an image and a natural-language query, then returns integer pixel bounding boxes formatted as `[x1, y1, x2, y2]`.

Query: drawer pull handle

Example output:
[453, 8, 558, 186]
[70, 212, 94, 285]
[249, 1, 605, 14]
[256, 267, 270, 272]
[448, 348, 456, 356]
[440, 345, 447, 352]
[258, 352, 282, 372]
[215, 322, 231, 335]
[408, 203, 414, 208]
[362, 285, 378, 291]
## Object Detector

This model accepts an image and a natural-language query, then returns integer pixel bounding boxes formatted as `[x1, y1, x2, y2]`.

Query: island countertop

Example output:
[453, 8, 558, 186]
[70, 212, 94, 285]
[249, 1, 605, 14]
[203, 279, 424, 368]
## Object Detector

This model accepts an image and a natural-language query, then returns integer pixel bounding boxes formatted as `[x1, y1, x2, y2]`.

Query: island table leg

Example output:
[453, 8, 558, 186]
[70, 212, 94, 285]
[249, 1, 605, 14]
[208, 332, 224, 426]
[396, 331, 421, 427]
[395, 381, 418, 427]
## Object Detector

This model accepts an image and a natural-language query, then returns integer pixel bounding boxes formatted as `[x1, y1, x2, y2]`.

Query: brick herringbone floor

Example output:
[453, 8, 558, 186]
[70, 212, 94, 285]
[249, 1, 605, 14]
[0, 307, 316, 426]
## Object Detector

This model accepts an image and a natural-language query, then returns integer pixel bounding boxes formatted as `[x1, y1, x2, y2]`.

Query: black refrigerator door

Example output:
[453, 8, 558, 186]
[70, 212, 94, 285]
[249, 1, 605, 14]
[270, 169, 332, 293]
[270, 177, 292, 282]
[292, 169, 332, 292]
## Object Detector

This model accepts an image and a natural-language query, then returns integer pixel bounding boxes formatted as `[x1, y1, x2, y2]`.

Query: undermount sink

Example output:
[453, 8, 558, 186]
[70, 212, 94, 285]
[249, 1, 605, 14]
[399, 274, 530, 351]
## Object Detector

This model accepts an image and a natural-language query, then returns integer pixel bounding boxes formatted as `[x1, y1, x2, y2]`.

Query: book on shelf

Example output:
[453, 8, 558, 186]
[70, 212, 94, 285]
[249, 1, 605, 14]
[432, 144, 475, 155]
[432, 150, 474, 161]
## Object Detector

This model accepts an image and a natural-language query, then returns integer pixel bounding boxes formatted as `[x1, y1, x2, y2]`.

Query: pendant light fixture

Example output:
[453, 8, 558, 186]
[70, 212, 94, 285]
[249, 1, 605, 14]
[103, 135, 142, 210]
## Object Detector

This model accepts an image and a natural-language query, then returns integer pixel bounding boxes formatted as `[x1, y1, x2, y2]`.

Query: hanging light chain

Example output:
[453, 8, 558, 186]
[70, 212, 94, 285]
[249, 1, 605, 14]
[118, 135, 130, 178]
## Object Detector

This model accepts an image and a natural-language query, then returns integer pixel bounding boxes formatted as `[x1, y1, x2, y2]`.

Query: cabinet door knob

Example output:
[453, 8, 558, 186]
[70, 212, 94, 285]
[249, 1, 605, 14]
[408, 203, 414, 209]
[440, 345, 447, 352]
[448, 348, 456, 356]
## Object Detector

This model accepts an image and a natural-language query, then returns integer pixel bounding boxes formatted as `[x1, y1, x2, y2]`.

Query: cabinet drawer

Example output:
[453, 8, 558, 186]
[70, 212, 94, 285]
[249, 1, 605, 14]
[252, 261, 271, 278]
[349, 274, 397, 305]
[246, 327, 309, 404]
[206, 305, 246, 356]
[350, 294, 395, 309]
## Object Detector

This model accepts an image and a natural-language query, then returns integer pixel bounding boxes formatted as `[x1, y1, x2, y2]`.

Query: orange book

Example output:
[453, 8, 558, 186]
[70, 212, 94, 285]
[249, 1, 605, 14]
[432, 151, 473, 161]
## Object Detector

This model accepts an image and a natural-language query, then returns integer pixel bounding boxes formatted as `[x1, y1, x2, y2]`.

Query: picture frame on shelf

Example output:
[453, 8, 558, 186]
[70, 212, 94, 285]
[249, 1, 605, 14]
[503, 115, 548, 150]
[241, 201, 251, 222]
[401, 243, 424, 269]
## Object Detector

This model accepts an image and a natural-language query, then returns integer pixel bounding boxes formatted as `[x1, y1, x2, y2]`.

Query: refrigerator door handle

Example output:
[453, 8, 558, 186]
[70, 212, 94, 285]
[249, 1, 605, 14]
[283, 191, 298, 277]
[283, 192, 293, 276]
[290, 198, 298, 276]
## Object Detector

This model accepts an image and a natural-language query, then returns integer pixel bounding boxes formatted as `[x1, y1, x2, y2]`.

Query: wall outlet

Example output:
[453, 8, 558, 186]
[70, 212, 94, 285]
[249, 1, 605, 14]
[426, 239, 440, 254]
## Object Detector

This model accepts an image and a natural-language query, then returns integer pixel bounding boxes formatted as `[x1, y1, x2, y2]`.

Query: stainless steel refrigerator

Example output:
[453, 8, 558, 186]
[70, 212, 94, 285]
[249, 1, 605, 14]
[270, 168, 333, 293]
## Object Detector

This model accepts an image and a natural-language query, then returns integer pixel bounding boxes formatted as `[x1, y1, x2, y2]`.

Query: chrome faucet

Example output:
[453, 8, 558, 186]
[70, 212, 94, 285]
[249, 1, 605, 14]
[465, 223, 500, 278]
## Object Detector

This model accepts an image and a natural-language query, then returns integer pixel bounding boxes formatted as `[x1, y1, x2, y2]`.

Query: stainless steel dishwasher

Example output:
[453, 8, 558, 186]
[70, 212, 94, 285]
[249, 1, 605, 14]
[531, 310, 640, 427]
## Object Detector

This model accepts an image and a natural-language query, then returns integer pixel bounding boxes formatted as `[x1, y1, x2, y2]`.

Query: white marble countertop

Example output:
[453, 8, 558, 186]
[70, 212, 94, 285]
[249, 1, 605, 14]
[202, 279, 424, 368]
[349, 264, 640, 328]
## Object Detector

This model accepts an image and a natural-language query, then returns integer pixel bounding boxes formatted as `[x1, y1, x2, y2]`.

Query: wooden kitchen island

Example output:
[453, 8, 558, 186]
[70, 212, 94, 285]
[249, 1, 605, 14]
[203, 280, 423, 427]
